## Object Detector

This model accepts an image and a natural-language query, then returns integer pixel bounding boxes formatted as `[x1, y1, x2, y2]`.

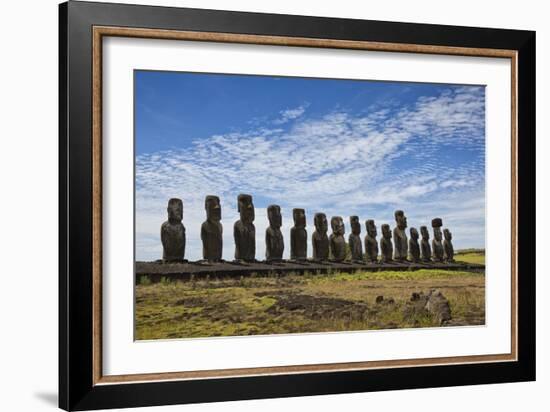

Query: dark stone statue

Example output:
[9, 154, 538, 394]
[393, 210, 408, 262]
[290, 208, 307, 260]
[161, 198, 186, 262]
[409, 227, 421, 263]
[265, 205, 284, 261]
[312, 212, 329, 261]
[420, 226, 432, 262]
[380, 223, 393, 263]
[348, 216, 363, 261]
[234, 194, 255, 262]
[364, 219, 379, 263]
[329, 216, 346, 262]
[443, 228, 455, 262]
[201, 195, 222, 262]
[431, 218, 444, 262]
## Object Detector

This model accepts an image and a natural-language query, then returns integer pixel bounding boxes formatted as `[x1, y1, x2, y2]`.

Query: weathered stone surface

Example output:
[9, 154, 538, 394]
[234, 194, 256, 262]
[312, 212, 329, 260]
[409, 227, 421, 263]
[420, 226, 432, 262]
[161, 198, 186, 262]
[329, 216, 346, 261]
[425, 289, 452, 325]
[393, 210, 408, 262]
[443, 228, 455, 262]
[431, 218, 445, 262]
[136, 260, 485, 283]
[364, 219, 379, 263]
[380, 224, 393, 263]
[403, 289, 452, 325]
[290, 208, 307, 260]
[201, 195, 222, 262]
[348, 216, 363, 261]
[265, 204, 284, 261]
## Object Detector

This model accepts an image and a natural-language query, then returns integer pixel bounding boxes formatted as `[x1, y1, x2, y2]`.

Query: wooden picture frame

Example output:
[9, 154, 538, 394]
[59, 1, 535, 410]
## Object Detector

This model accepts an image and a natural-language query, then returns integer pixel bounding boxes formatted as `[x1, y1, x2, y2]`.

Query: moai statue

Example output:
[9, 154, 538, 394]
[364, 219, 379, 263]
[420, 226, 432, 262]
[431, 218, 445, 262]
[348, 216, 363, 261]
[329, 216, 347, 262]
[201, 195, 223, 262]
[443, 228, 455, 262]
[380, 223, 393, 263]
[312, 212, 329, 261]
[290, 208, 307, 260]
[265, 205, 284, 261]
[393, 210, 408, 262]
[161, 198, 186, 262]
[234, 194, 256, 262]
[409, 227, 421, 263]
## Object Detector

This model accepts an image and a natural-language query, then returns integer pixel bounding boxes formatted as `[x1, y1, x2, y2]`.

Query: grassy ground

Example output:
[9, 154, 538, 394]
[455, 250, 485, 265]
[136, 262, 485, 340]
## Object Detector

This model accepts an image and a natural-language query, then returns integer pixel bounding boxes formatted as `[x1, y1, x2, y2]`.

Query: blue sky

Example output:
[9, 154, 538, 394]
[135, 70, 485, 261]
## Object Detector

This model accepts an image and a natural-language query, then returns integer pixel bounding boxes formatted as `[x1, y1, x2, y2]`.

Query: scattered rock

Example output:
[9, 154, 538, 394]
[403, 289, 451, 325]
[426, 289, 452, 324]
[375, 295, 395, 305]
[264, 292, 369, 321]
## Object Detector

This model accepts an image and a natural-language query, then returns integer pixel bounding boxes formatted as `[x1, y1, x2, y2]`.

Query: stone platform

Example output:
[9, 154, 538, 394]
[135, 260, 485, 284]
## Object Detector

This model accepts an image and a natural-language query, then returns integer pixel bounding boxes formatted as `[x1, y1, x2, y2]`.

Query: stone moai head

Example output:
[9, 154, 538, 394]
[350, 216, 361, 235]
[167, 198, 183, 223]
[293, 208, 306, 228]
[366, 219, 377, 237]
[395, 210, 407, 230]
[237, 194, 255, 224]
[381, 224, 392, 239]
[432, 218, 443, 240]
[267, 205, 282, 229]
[420, 226, 430, 240]
[410, 227, 419, 240]
[205, 195, 221, 222]
[443, 228, 452, 241]
[314, 212, 328, 234]
[331, 216, 345, 236]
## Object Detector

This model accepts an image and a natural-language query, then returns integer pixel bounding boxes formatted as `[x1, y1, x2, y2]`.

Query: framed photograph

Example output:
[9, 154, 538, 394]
[59, 1, 535, 410]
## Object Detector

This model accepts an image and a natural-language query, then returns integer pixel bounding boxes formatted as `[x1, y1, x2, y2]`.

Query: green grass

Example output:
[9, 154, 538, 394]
[135, 268, 485, 340]
[455, 251, 485, 265]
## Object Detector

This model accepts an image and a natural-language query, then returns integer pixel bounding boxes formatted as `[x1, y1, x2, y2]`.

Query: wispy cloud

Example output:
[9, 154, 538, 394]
[136, 86, 485, 261]
[273, 103, 309, 124]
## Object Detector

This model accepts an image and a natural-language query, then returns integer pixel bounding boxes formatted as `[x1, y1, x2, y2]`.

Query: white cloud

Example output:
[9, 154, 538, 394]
[136, 86, 485, 261]
[272, 103, 309, 124]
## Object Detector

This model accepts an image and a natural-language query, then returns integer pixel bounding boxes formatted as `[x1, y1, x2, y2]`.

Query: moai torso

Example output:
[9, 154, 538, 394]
[380, 224, 393, 263]
[408, 227, 420, 263]
[348, 216, 363, 261]
[431, 218, 444, 262]
[329, 216, 346, 262]
[234, 194, 256, 262]
[420, 226, 432, 262]
[312, 213, 329, 260]
[265, 205, 284, 261]
[393, 210, 408, 261]
[364, 220, 379, 263]
[201, 195, 223, 261]
[348, 234, 362, 261]
[161, 198, 186, 262]
[443, 229, 455, 262]
[290, 208, 307, 260]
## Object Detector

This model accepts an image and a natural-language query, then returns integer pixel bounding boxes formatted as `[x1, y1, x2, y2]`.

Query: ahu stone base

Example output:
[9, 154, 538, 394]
[135, 259, 484, 284]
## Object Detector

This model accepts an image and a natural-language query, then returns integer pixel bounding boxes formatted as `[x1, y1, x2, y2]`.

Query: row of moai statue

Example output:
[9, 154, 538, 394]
[160, 194, 455, 264]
